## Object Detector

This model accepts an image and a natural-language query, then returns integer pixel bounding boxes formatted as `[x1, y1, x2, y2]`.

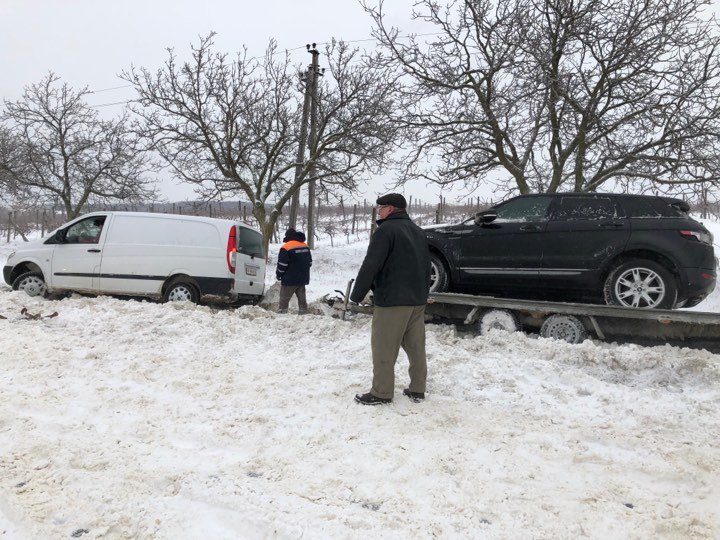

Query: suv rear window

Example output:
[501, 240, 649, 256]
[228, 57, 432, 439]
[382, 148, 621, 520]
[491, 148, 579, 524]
[552, 196, 617, 220]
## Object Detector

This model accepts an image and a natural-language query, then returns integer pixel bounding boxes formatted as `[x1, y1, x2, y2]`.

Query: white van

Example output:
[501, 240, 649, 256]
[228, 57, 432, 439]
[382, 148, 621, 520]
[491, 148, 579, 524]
[3, 211, 266, 304]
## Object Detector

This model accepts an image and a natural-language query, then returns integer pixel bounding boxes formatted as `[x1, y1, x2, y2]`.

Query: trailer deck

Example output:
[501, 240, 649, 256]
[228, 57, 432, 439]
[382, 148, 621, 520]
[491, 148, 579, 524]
[332, 280, 720, 351]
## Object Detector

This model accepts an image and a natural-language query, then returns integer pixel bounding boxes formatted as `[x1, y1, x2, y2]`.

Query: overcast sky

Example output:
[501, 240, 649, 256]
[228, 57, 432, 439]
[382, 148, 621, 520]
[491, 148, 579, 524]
[1, 0, 469, 204]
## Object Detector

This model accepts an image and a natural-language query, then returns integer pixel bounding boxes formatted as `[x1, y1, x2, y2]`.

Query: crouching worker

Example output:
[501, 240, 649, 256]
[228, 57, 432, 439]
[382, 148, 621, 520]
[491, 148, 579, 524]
[276, 228, 312, 314]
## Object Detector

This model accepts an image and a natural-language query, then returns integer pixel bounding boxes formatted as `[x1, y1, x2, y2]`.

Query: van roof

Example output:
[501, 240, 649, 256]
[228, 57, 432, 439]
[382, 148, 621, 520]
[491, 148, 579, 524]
[79, 211, 260, 231]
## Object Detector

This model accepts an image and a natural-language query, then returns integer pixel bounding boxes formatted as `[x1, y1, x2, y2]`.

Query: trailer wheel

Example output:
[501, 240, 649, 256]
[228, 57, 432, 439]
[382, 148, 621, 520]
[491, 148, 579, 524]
[540, 314, 587, 344]
[478, 309, 520, 335]
[429, 254, 449, 293]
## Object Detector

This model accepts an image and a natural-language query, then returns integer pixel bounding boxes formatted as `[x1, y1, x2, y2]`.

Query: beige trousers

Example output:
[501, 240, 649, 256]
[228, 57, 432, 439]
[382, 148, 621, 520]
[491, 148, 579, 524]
[278, 285, 308, 314]
[370, 305, 427, 399]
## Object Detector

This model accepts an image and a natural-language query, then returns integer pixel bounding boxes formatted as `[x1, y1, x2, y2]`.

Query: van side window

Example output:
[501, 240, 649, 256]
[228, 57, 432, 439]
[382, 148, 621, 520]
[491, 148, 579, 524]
[238, 227, 264, 257]
[65, 216, 106, 244]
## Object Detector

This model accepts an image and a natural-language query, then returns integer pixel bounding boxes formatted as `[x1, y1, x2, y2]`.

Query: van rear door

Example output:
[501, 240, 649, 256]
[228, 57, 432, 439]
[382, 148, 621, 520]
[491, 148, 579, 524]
[233, 225, 266, 298]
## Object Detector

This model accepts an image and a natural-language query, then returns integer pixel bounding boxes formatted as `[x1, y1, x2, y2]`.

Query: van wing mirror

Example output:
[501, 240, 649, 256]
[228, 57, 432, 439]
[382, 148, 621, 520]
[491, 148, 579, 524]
[45, 228, 66, 244]
[474, 211, 497, 225]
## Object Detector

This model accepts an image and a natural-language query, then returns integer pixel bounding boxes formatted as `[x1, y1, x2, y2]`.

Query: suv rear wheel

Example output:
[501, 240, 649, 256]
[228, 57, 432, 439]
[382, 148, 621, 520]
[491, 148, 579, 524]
[429, 254, 449, 293]
[603, 259, 677, 309]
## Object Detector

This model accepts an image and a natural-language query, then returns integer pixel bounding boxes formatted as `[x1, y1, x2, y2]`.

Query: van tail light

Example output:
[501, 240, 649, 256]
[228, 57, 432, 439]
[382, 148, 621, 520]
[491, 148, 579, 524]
[679, 230, 713, 245]
[227, 226, 237, 273]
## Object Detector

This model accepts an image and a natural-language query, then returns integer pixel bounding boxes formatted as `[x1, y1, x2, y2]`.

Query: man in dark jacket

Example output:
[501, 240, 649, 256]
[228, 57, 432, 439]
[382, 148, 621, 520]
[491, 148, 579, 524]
[351, 193, 431, 405]
[276, 228, 312, 314]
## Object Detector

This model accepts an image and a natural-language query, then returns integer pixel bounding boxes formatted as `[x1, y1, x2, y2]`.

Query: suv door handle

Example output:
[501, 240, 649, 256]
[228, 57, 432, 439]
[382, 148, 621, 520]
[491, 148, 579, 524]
[599, 222, 624, 228]
[87, 248, 101, 253]
[520, 225, 540, 231]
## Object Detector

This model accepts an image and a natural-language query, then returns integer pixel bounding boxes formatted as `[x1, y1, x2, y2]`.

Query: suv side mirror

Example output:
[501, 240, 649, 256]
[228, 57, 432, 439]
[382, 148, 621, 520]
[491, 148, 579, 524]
[474, 211, 497, 226]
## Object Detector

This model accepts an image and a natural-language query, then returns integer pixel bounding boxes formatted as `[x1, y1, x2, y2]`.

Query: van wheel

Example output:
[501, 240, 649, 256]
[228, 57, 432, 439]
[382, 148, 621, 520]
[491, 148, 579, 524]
[603, 259, 677, 309]
[429, 254, 449, 293]
[164, 280, 199, 303]
[12, 272, 48, 298]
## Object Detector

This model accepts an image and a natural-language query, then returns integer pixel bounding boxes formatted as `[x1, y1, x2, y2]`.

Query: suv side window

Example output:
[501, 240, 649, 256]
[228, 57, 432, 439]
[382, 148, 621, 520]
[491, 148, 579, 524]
[551, 196, 617, 220]
[649, 198, 686, 217]
[493, 196, 553, 222]
[64, 216, 106, 244]
[618, 197, 661, 218]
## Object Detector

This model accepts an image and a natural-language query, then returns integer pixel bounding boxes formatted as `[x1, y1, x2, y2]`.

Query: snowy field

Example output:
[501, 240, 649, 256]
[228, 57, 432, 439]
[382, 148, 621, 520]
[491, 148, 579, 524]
[1, 219, 719, 539]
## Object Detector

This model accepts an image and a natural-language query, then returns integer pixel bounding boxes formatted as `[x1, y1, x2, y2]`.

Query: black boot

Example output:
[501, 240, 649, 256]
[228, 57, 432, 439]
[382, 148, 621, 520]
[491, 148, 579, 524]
[354, 392, 392, 405]
[403, 388, 425, 402]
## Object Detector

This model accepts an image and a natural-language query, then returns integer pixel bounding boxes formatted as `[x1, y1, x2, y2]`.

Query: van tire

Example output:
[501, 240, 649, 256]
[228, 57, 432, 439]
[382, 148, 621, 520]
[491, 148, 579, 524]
[163, 279, 199, 303]
[12, 272, 48, 298]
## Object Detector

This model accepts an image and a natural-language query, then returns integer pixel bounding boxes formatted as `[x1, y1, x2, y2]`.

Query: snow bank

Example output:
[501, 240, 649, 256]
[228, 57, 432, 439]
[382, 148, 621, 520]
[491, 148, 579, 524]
[0, 224, 719, 538]
[0, 287, 718, 538]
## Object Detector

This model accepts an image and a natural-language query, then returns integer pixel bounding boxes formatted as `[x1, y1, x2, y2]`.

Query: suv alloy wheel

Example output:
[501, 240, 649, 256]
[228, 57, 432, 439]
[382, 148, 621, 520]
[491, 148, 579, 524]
[603, 259, 677, 309]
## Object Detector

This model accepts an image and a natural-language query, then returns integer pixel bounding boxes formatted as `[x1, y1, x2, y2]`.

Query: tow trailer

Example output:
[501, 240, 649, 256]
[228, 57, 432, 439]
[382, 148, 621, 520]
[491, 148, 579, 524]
[328, 280, 720, 351]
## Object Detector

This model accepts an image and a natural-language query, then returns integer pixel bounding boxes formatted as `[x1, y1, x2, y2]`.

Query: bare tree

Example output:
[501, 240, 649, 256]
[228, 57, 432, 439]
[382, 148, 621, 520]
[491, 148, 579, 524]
[0, 73, 158, 219]
[366, 0, 720, 195]
[0, 126, 30, 207]
[123, 35, 400, 254]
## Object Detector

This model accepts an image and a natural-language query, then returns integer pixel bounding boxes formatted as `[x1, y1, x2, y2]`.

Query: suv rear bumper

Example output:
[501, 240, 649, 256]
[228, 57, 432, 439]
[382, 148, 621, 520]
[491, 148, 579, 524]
[3, 265, 12, 286]
[678, 267, 716, 305]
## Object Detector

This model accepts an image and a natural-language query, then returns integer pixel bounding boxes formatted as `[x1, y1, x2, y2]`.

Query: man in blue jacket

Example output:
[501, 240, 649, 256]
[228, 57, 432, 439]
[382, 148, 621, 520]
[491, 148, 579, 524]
[276, 228, 312, 314]
[350, 193, 432, 405]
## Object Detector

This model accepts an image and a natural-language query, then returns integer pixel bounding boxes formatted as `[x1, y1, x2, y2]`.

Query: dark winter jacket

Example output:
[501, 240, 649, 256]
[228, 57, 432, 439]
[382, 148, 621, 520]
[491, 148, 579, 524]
[350, 210, 431, 307]
[276, 231, 312, 286]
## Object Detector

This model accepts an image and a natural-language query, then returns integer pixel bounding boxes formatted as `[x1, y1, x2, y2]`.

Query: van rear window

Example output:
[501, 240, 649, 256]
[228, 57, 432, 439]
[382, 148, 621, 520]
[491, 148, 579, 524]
[109, 216, 219, 247]
[238, 227, 264, 257]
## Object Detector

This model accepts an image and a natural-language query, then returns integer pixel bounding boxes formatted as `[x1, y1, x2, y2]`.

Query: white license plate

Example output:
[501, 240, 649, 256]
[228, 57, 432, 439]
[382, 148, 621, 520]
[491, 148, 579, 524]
[245, 265, 258, 276]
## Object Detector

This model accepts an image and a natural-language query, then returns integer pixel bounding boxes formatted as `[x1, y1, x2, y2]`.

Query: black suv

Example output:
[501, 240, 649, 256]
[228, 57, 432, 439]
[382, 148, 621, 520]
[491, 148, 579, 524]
[426, 193, 716, 309]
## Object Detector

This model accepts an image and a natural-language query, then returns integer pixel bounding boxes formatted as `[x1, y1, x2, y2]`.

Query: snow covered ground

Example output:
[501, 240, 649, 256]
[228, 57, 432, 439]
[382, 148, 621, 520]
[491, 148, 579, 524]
[1, 223, 719, 539]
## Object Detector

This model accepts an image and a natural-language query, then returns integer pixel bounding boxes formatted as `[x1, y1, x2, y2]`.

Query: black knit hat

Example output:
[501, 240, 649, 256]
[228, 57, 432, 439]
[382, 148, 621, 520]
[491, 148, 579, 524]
[283, 228, 296, 242]
[376, 193, 407, 209]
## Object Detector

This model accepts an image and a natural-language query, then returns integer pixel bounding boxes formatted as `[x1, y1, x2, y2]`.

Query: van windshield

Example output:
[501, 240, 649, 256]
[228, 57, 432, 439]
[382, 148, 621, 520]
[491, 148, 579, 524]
[238, 227, 264, 257]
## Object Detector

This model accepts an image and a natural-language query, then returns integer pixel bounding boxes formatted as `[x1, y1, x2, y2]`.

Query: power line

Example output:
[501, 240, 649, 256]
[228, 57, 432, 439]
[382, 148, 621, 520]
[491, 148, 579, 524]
[86, 32, 447, 108]
[89, 84, 133, 94]
[85, 32, 444, 101]
[92, 100, 134, 108]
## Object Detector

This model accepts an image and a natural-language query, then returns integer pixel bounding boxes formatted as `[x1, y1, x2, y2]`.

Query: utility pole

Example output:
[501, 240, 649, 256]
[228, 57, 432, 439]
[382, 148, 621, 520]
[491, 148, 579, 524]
[288, 48, 315, 229]
[306, 43, 322, 249]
